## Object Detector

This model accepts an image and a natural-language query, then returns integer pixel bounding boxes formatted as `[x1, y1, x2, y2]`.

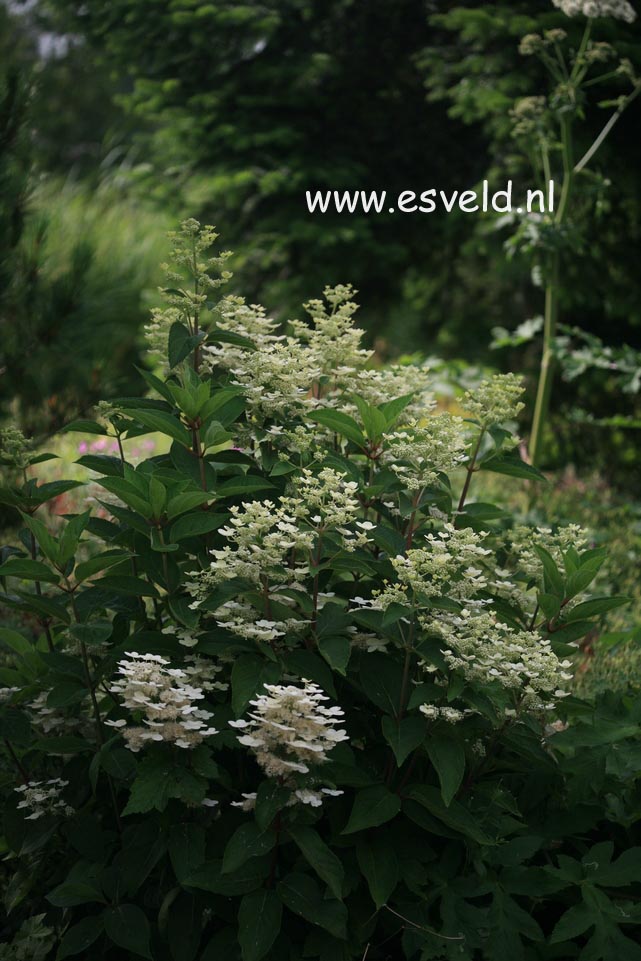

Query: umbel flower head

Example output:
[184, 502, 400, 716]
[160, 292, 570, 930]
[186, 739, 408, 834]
[107, 652, 218, 752]
[552, 0, 636, 21]
[230, 679, 348, 807]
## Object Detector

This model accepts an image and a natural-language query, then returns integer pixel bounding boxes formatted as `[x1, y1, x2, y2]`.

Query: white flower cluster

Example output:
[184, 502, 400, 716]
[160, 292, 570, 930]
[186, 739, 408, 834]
[383, 413, 467, 490]
[435, 609, 574, 711]
[229, 680, 347, 807]
[187, 469, 371, 642]
[369, 525, 492, 610]
[0, 426, 33, 469]
[464, 373, 525, 428]
[28, 690, 91, 737]
[508, 523, 589, 582]
[213, 599, 306, 645]
[231, 340, 321, 421]
[350, 363, 435, 421]
[107, 652, 218, 752]
[291, 285, 372, 377]
[203, 296, 283, 372]
[552, 0, 636, 22]
[192, 498, 313, 594]
[419, 704, 475, 723]
[282, 467, 372, 547]
[15, 779, 73, 821]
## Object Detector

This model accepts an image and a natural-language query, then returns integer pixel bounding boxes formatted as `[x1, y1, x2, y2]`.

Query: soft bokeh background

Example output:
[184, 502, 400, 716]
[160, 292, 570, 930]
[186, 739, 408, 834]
[2, 0, 641, 464]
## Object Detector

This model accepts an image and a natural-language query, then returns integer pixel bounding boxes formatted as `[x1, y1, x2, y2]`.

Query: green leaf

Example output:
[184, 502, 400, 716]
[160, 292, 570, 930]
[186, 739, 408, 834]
[97, 575, 159, 597]
[169, 824, 206, 885]
[215, 475, 275, 498]
[591, 848, 641, 887]
[103, 904, 152, 959]
[318, 635, 351, 675]
[537, 592, 561, 622]
[360, 654, 403, 716]
[352, 396, 388, 442]
[231, 655, 281, 716]
[407, 786, 492, 845]
[0, 628, 33, 657]
[58, 510, 91, 566]
[0, 558, 59, 584]
[166, 490, 212, 520]
[56, 917, 104, 959]
[61, 420, 109, 435]
[69, 621, 112, 646]
[254, 781, 290, 833]
[27, 480, 84, 506]
[426, 734, 466, 806]
[238, 889, 282, 961]
[481, 453, 546, 482]
[378, 393, 416, 426]
[222, 823, 276, 875]
[135, 365, 177, 405]
[308, 409, 367, 447]
[47, 881, 105, 908]
[357, 837, 399, 910]
[74, 551, 131, 582]
[549, 902, 595, 943]
[169, 512, 226, 542]
[278, 872, 347, 939]
[169, 321, 204, 367]
[288, 826, 344, 900]
[342, 786, 401, 834]
[0, 710, 32, 744]
[186, 858, 269, 896]
[129, 409, 192, 448]
[565, 596, 630, 622]
[149, 476, 167, 519]
[210, 326, 257, 352]
[382, 716, 426, 767]
[534, 545, 565, 597]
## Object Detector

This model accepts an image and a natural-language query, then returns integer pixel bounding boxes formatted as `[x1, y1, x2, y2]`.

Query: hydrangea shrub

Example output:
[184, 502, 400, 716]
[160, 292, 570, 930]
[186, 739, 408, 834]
[0, 221, 639, 960]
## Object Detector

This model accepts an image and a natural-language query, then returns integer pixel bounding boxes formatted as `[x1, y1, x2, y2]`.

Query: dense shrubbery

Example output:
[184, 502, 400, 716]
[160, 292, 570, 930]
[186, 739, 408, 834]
[0, 222, 639, 960]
